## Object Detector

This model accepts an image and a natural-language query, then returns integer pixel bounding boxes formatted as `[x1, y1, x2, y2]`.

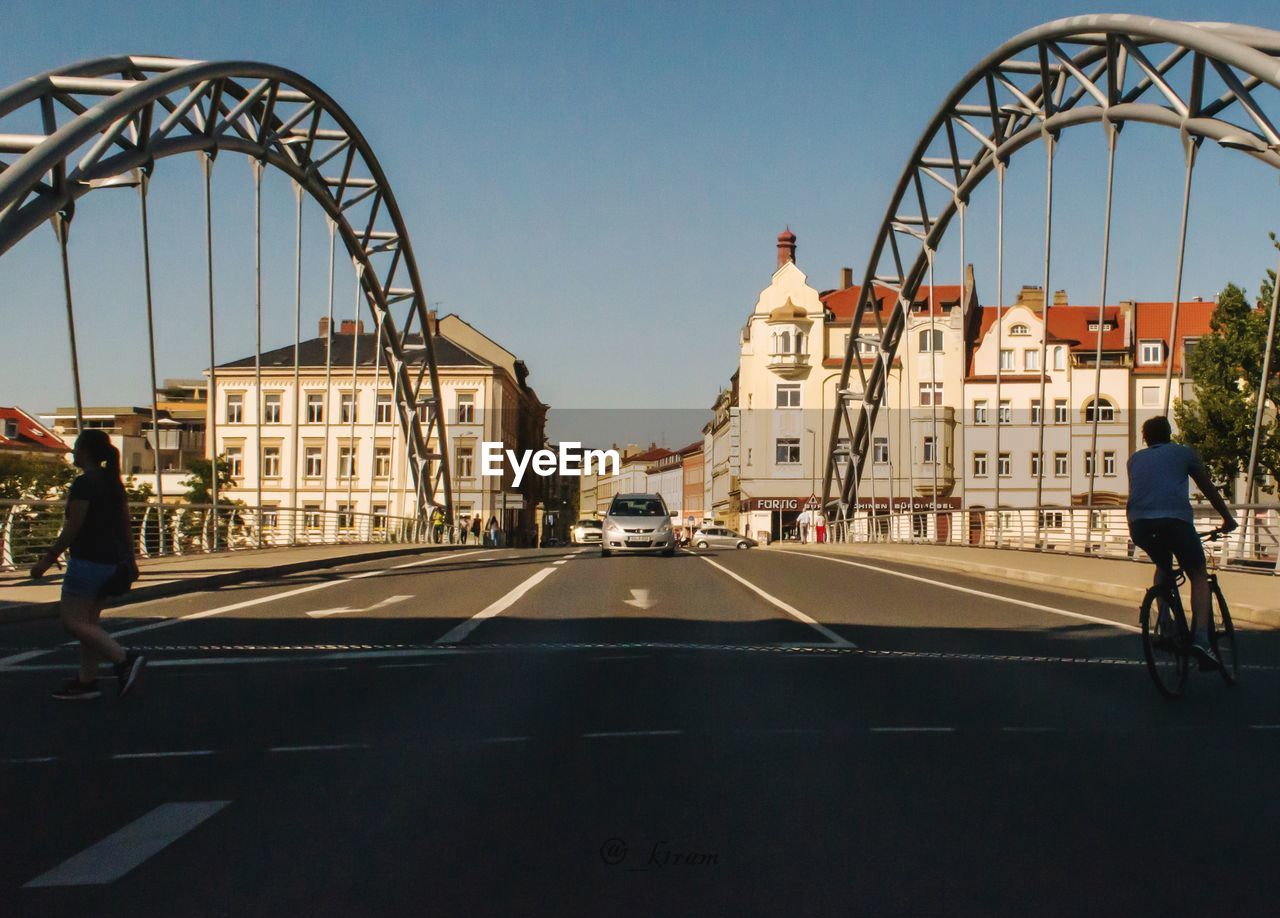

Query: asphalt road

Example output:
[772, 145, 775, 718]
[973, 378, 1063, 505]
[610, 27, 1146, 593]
[2, 545, 1277, 917]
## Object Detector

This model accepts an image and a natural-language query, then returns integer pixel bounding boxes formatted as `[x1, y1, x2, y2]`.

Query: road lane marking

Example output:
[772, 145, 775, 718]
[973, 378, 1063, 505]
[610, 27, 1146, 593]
[553, 560, 568, 566]
[0, 551, 496, 668]
[869, 726, 956, 733]
[305, 594, 414, 618]
[268, 743, 369, 753]
[1249, 724, 1280, 731]
[697, 556, 853, 646]
[24, 801, 229, 887]
[787, 551, 1142, 633]
[434, 565, 559, 644]
[480, 735, 531, 744]
[111, 750, 215, 760]
[1000, 726, 1061, 733]
[3, 755, 58, 764]
[624, 588, 655, 610]
[582, 729, 683, 738]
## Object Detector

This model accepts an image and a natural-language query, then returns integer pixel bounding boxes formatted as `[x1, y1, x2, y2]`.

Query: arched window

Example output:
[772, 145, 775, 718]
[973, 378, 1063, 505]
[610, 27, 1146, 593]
[779, 331, 790, 354]
[1084, 397, 1116, 423]
[1010, 323, 1030, 336]
[918, 328, 944, 352]
[771, 332, 779, 354]
[794, 330, 804, 354]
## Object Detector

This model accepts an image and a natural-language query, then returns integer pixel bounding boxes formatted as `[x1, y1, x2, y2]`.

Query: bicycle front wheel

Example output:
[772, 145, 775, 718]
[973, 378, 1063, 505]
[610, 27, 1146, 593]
[1210, 581, 1238, 686]
[1141, 587, 1188, 699]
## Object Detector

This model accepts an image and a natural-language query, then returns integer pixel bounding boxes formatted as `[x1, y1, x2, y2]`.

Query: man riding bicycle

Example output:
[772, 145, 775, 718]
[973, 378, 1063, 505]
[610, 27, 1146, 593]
[1127, 416, 1237, 668]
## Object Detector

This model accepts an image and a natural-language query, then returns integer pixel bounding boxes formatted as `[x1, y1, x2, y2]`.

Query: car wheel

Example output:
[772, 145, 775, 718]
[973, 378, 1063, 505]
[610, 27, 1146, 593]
[736, 541, 749, 549]
[696, 540, 709, 549]
[601, 548, 611, 558]
[663, 547, 675, 557]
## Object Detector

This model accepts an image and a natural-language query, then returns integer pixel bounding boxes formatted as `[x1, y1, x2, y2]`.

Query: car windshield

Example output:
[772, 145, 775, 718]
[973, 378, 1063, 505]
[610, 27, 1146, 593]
[609, 497, 666, 517]
[578, 519, 602, 528]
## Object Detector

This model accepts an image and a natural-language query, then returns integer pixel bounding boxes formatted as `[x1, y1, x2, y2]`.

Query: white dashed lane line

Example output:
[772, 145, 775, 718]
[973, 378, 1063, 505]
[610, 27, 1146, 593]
[696, 555, 853, 647]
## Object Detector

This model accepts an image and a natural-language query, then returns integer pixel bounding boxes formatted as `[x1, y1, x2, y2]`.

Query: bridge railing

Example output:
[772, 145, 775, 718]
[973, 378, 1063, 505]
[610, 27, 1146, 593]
[832, 503, 1280, 575]
[0, 498, 436, 571]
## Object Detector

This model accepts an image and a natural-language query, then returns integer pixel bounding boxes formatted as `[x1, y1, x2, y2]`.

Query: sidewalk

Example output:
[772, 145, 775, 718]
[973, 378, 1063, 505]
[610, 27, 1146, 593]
[772, 541, 1280, 629]
[0, 542, 466, 623]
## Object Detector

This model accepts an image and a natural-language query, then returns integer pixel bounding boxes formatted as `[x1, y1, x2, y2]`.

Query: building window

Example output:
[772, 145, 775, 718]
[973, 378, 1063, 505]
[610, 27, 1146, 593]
[873, 437, 889, 464]
[262, 392, 282, 424]
[1038, 510, 1064, 529]
[1009, 323, 1030, 336]
[374, 445, 391, 478]
[836, 437, 851, 464]
[226, 393, 243, 424]
[1181, 338, 1199, 380]
[776, 385, 801, 409]
[340, 393, 358, 424]
[859, 338, 878, 357]
[998, 400, 1012, 424]
[261, 445, 281, 478]
[337, 503, 355, 530]
[304, 504, 321, 530]
[456, 392, 475, 423]
[376, 393, 393, 424]
[972, 452, 988, 477]
[1084, 451, 1095, 476]
[1024, 348, 1040, 371]
[775, 438, 801, 464]
[416, 401, 430, 424]
[918, 328, 944, 352]
[973, 400, 988, 424]
[1139, 340, 1163, 365]
[997, 453, 1011, 477]
[306, 393, 324, 424]
[261, 505, 279, 529]
[1084, 398, 1115, 423]
[1141, 385, 1160, 407]
[1054, 452, 1068, 476]
[1103, 451, 1116, 476]
[455, 445, 474, 479]
[923, 436, 936, 464]
[1031, 452, 1041, 477]
[919, 382, 943, 406]
[794, 330, 805, 353]
[1030, 399, 1042, 425]
[1054, 399, 1068, 424]
[226, 446, 243, 479]
[372, 504, 388, 531]
[338, 445, 357, 479]
[1053, 346, 1066, 371]
[999, 349, 1015, 371]
[304, 446, 323, 478]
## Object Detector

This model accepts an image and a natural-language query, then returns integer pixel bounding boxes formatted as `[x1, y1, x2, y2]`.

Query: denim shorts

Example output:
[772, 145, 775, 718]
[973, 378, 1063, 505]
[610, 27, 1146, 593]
[1129, 517, 1205, 573]
[61, 558, 118, 600]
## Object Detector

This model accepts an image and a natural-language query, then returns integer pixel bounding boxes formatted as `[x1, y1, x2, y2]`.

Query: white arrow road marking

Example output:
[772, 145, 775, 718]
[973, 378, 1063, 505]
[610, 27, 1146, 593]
[623, 589, 655, 610]
[305, 594, 414, 618]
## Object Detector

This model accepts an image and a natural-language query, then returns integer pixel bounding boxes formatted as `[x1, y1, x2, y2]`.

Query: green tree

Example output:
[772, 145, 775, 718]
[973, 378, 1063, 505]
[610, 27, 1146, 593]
[0, 452, 77, 501]
[1175, 242, 1280, 495]
[180, 456, 235, 505]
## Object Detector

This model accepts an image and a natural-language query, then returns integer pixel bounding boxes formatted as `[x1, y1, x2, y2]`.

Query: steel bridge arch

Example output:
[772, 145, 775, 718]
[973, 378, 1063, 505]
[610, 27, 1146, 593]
[0, 55, 452, 525]
[822, 14, 1280, 516]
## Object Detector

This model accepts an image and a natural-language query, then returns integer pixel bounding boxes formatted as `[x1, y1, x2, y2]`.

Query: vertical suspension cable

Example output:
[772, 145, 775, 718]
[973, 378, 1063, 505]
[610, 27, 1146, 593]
[1087, 128, 1118, 521]
[202, 154, 219, 552]
[289, 185, 303, 545]
[994, 163, 1006, 543]
[1034, 136, 1057, 547]
[138, 173, 165, 555]
[53, 213, 85, 432]
[957, 200, 967, 544]
[901, 293, 914, 541]
[346, 263, 363, 537]
[1242, 246, 1280, 555]
[1161, 142, 1198, 418]
[366, 306, 383, 540]
[320, 220, 336, 542]
[927, 250, 939, 540]
[251, 161, 263, 549]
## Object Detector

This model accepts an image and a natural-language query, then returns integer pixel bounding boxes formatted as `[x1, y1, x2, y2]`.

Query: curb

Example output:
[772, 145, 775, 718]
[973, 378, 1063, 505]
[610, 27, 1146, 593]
[0, 544, 466, 625]
[774, 544, 1280, 629]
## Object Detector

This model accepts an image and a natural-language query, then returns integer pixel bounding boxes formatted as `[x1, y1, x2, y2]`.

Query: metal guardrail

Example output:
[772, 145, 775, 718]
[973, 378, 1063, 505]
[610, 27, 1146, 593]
[829, 503, 1280, 575]
[0, 498, 439, 571]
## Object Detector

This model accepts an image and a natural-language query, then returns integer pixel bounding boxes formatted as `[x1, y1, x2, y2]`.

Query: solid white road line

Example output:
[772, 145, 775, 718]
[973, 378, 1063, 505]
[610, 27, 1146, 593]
[268, 743, 369, 753]
[582, 729, 683, 738]
[869, 726, 956, 734]
[0, 551, 495, 668]
[305, 594, 414, 618]
[788, 551, 1142, 634]
[111, 750, 215, 760]
[697, 556, 853, 647]
[24, 801, 229, 887]
[434, 565, 559, 644]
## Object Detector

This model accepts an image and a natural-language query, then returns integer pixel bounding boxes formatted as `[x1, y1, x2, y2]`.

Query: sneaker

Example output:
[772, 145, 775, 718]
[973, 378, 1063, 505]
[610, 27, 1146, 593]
[1188, 641, 1220, 672]
[115, 652, 146, 698]
[52, 679, 101, 701]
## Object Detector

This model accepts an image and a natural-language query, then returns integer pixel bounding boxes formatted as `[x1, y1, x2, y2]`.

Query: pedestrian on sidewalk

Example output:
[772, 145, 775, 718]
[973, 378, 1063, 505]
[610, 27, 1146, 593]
[29, 430, 146, 701]
[458, 516, 470, 545]
[486, 515, 500, 547]
[470, 515, 481, 545]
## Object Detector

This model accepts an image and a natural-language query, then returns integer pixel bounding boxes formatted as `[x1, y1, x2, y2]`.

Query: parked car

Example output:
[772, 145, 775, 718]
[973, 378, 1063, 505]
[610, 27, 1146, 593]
[601, 494, 675, 557]
[571, 518, 603, 544]
[692, 526, 757, 550]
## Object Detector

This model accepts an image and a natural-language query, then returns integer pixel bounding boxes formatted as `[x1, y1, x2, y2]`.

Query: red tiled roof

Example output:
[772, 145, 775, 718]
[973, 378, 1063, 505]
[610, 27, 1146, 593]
[821, 284, 965, 323]
[0, 407, 69, 454]
[966, 304, 1126, 376]
[1131, 300, 1217, 375]
[623, 447, 675, 465]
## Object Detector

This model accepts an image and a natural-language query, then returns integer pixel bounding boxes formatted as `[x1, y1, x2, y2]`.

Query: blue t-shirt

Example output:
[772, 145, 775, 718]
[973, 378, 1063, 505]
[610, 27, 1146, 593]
[1126, 442, 1202, 525]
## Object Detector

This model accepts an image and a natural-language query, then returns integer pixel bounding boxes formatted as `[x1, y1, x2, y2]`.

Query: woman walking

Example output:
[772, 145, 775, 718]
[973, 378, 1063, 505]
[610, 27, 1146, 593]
[30, 430, 146, 700]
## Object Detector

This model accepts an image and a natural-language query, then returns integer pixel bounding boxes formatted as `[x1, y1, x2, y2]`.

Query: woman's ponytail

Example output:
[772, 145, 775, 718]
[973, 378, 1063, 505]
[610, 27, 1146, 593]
[75, 429, 124, 484]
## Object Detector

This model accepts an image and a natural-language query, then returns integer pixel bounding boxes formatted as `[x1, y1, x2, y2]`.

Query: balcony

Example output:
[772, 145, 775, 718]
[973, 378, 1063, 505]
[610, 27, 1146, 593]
[767, 352, 810, 377]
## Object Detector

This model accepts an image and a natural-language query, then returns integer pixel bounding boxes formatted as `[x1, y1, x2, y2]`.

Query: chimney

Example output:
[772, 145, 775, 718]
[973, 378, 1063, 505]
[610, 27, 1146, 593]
[1015, 285, 1045, 313]
[426, 310, 439, 336]
[776, 226, 796, 269]
[319, 316, 331, 337]
[1053, 289, 1068, 306]
[840, 267, 853, 289]
[338, 319, 366, 335]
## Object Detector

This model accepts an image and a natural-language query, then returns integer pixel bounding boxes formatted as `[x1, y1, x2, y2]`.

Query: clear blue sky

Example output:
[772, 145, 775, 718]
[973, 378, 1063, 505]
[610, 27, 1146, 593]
[2, 0, 1278, 423]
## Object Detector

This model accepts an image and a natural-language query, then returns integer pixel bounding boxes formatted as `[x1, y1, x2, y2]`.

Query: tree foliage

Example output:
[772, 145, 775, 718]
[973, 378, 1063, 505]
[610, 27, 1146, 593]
[0, 452, 77, 502]
[1175, 239, 1280, 494]
[181, 455, 235, 505]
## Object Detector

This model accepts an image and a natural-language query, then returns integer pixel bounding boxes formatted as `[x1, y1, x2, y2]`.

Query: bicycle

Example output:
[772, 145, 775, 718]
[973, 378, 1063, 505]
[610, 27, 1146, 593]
[1139, 527, 1238, 699]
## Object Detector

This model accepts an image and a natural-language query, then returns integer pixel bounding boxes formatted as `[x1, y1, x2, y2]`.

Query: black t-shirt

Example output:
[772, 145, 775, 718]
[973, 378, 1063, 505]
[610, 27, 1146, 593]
[67, 469, 125, 564]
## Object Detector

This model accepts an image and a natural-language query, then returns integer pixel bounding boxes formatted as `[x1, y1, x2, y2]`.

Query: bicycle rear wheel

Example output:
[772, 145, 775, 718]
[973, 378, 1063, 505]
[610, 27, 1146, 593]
[1141, 587, 1188, 699]
[1209, 581, 1238, 686]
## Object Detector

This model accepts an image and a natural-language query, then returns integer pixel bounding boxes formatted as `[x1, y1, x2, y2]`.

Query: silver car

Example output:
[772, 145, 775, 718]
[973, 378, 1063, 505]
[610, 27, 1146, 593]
[692, 526, 758, 550]
[572, 518, 603, 544]
[601, 493, 675, 556]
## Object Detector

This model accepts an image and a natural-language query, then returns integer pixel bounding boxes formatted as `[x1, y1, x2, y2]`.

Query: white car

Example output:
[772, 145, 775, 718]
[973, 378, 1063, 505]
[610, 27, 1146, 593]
[692, 526, 757, 550]
[601, 493, 675, 556]
[571, 519, 603, 544]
